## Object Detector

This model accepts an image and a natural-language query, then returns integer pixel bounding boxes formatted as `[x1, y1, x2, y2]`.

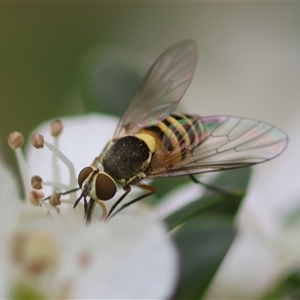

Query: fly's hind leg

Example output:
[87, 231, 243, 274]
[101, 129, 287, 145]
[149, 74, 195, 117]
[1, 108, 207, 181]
[189, 174, 240, 198]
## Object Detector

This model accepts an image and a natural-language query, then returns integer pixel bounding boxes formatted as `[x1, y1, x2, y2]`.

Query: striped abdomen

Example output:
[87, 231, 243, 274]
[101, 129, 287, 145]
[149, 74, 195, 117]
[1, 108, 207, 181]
[145, 113, 204, 158]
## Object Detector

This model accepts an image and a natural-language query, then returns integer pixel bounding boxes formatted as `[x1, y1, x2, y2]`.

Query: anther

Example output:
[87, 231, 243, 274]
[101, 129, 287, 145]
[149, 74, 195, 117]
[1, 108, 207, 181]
[7, 131, 24, 149]
[51, 119, 63, 137]
[31, 133, 44, 149]
[29, 190, 45, 206]
[49, 192, 61, 207]
[31, 175, 43, 190]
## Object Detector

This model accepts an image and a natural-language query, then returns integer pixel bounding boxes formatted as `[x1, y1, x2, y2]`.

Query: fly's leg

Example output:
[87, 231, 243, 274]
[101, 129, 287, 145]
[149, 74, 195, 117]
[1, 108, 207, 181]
[107, 184, 156, 220]
[107, 185, 132, 219]
[85, 198, 95, 224]
[189, 174, 240, 198]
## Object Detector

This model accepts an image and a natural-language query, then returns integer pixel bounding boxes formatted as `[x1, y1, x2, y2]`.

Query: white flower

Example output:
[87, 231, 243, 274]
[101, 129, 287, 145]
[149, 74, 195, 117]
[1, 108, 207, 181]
[1, 113, 178, 299]
[204, 117, 300, 299]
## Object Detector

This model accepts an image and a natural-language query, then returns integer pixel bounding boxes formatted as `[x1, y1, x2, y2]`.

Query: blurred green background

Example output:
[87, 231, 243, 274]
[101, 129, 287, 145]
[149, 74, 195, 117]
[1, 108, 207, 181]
[1, 2, 300, 170]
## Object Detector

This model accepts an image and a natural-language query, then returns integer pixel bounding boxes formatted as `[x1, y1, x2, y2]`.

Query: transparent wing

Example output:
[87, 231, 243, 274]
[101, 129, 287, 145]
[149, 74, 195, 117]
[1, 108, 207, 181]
[149, 116, 288, 177]
[113, 39, 199, 138]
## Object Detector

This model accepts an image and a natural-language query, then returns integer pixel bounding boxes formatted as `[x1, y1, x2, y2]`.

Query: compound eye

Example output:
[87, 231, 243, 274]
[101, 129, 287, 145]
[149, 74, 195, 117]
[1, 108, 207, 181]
[78, 167, 93, 188]
[95, 173, 117, 201]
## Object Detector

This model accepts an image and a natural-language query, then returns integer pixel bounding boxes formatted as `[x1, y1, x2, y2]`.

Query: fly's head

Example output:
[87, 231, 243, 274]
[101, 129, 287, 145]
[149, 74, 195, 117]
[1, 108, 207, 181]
[74, 166, 117, 209]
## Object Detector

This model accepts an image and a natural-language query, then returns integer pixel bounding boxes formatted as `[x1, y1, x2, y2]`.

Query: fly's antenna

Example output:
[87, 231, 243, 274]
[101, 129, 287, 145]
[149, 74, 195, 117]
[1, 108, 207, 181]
[42, 187, 80, 203]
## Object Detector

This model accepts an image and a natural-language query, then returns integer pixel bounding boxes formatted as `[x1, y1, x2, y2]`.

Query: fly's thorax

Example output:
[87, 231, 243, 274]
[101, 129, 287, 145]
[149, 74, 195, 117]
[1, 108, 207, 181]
[101, 134, 155, 182]
[78, 166, 117, 201]
[134, 133, 156, 153]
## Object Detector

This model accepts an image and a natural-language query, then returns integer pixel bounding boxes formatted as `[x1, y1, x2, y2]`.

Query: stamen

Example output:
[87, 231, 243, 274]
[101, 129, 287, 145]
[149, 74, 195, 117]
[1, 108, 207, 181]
[31, 133, 44, 149]
[51, 122, 61, 187]
[51, 119, 63, 137]
[42, 140, 77, 193]
[7, 131, 31, 201]
[29, 190, 45, 206]
[31, 175, 43, 190]
[7, 131, 24, 149]
[49, 192, 61, 207]
[32, 132, 77, 208]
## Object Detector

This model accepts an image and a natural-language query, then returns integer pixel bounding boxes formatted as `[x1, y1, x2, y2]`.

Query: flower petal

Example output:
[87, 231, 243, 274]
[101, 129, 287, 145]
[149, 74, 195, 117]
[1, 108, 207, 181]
[71, 211, 179, 299]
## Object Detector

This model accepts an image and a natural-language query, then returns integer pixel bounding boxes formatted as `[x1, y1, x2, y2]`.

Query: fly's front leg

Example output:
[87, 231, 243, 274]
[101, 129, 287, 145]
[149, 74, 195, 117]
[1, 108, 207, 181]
[107, 186, 132, 219]
[107, 184, 156, 220]
[84, 185, 132, 224]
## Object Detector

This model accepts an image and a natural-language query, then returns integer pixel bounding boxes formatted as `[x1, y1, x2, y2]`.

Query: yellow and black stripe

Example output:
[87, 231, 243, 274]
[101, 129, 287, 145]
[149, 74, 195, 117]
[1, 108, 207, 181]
[146, 113, 204, 158]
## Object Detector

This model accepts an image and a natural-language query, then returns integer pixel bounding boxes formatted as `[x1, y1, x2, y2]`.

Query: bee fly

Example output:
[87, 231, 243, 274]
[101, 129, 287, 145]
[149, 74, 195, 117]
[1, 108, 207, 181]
[73, 39, 288, 222]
